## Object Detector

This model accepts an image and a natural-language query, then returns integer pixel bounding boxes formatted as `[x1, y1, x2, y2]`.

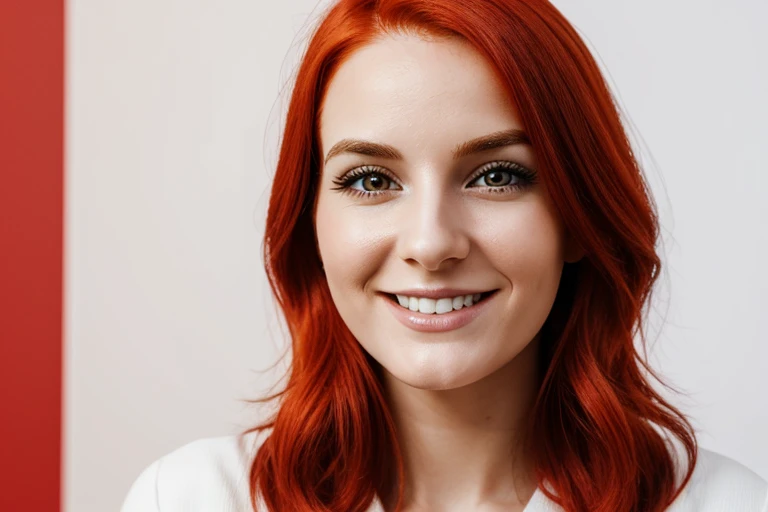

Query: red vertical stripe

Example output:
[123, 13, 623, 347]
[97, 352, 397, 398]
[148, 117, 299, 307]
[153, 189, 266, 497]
[0, 1, 64, 510]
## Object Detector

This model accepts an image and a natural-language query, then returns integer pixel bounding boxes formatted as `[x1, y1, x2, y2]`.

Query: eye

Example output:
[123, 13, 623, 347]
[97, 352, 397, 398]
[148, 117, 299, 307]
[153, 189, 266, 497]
[471, 170, 514, 187]
[466, 161, 537, 193]
[353, 173, 397, 192]
[330, 165, 401, 197]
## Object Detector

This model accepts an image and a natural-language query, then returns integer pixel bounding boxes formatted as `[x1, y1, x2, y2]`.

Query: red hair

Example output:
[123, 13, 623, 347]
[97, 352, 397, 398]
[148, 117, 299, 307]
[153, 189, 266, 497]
[243, 0, 698, 510]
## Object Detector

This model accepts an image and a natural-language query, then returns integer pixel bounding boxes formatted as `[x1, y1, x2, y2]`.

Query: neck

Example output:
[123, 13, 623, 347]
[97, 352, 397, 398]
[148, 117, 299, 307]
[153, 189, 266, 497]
[378, 335, 542, 510]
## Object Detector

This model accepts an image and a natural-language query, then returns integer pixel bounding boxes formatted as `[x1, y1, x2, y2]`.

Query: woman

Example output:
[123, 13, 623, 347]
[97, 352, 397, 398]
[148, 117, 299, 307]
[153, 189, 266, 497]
[122, 0, 768, 510]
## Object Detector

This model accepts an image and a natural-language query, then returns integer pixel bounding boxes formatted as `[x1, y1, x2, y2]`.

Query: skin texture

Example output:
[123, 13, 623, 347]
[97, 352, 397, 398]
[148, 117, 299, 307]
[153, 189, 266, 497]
[315, 33, 583, 511]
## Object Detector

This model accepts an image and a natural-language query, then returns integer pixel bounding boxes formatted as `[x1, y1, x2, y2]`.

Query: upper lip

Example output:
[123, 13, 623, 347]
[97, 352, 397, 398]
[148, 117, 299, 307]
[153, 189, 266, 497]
[382, 288, 497, 299]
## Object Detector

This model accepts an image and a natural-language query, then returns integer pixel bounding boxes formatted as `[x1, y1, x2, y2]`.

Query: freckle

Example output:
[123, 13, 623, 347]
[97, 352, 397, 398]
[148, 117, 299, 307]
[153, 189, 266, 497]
[484, 416, 491, 421]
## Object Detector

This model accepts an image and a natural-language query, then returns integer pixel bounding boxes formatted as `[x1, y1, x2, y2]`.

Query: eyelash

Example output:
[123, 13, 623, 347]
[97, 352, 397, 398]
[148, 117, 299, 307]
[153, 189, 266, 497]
[329, 161, 538, 198]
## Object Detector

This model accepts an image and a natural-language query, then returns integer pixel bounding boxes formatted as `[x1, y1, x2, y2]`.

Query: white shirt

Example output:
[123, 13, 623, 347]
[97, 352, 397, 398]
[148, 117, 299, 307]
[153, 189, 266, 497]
[121, 430, 768, 511]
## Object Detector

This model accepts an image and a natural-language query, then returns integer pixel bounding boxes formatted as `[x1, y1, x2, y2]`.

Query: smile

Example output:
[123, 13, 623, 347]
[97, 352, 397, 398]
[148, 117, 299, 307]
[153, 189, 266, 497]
[387, 291, 496, 315]
[381, 290, 499, 333]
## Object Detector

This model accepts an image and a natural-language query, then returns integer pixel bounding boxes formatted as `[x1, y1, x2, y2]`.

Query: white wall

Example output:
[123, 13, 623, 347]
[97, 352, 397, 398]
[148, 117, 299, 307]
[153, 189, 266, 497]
[64, 1, 768, 510]
[553, 0, 768, 481]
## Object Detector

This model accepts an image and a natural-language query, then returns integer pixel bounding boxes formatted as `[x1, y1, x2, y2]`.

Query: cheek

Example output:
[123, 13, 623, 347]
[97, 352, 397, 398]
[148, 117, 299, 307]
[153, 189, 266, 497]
[314, 198, 394, 351]
[481, 201, 565, 287]
[314, 197, 390, 293]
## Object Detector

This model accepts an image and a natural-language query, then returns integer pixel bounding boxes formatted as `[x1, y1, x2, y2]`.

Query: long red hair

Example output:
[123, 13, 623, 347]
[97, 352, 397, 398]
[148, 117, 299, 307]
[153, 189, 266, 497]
[242, 1, 698, 510]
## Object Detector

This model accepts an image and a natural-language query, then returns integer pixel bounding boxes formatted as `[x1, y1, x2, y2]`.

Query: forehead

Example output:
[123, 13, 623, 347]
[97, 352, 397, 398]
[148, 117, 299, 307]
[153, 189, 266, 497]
[318, 33, 525, 159]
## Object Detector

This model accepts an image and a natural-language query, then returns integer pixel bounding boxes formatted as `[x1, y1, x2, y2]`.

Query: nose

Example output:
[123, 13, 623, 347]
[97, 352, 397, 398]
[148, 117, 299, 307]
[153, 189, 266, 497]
[395, 187, 471, 272]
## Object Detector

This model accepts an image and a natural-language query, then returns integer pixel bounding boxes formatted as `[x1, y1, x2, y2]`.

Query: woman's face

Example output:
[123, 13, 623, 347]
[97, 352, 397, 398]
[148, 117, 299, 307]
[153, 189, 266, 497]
[315, 33, 579, 391]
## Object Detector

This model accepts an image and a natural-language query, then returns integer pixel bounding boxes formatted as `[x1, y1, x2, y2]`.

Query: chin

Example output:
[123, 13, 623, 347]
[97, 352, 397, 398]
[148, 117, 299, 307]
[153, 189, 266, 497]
[384, 361, 490, 391]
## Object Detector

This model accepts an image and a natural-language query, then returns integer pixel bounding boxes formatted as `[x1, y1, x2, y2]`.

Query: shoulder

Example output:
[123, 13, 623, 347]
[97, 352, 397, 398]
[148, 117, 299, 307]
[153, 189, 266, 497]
[668, 447, 768, 511]
[120, 429, 269, 512]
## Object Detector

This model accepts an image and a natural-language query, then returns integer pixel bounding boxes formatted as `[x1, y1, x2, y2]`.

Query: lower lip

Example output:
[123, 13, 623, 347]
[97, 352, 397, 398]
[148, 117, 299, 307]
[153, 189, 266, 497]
[382, 292, 497, 333]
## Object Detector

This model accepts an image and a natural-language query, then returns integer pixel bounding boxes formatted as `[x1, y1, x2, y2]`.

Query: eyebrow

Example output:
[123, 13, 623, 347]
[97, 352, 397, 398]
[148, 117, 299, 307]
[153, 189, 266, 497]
[323, 128, 531, 165]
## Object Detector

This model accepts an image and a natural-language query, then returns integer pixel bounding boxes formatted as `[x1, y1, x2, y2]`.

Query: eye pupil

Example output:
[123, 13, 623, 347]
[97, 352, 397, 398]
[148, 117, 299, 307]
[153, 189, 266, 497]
[486, 171, 511, 186]
[364, 174, 387, 191]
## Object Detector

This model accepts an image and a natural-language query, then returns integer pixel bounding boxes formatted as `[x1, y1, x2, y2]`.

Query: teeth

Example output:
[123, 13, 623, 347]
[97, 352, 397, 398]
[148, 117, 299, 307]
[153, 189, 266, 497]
[435, 298, 453, 314]
[418, 297, 436, 314]
[394, 293, 488, 315]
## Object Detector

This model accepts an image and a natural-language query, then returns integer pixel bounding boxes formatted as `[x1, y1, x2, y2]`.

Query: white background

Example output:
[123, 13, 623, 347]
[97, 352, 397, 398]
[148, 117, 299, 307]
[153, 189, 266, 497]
[65, 1, 767, 510]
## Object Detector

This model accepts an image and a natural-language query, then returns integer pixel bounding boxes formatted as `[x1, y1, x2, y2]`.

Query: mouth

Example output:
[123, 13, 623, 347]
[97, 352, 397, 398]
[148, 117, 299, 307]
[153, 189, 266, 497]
[380, 289, 500, 333]
[383, 290, 499, 315]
